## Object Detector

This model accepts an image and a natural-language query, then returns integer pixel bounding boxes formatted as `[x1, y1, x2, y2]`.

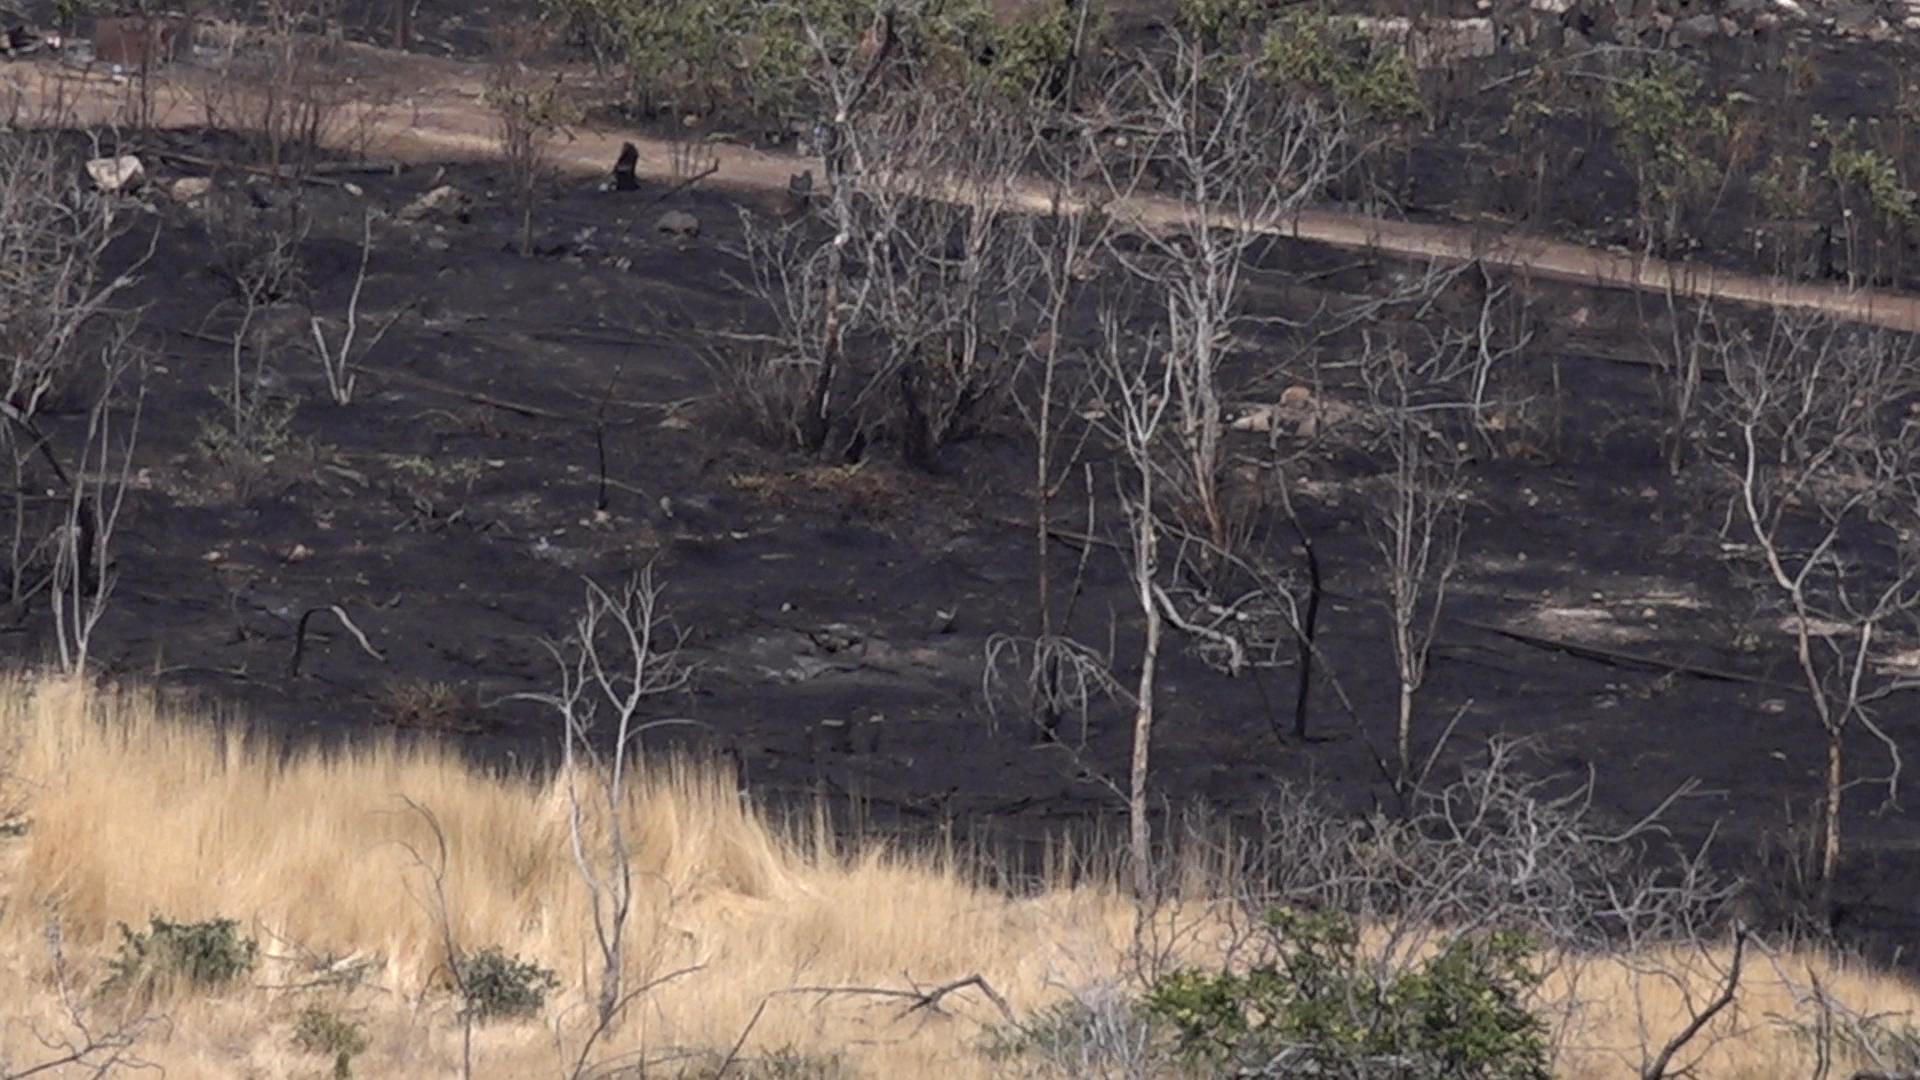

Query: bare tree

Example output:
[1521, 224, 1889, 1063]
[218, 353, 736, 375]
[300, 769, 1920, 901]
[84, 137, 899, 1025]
[1358, 330, 1468, 794]
[717, 59, 1040, 466]
[306, 211, 409, 405]
[51, 326, 145, 676]
[1090, 300, 1175, 899]
[1, 922, 162, 1079]
[1710, 311, 1920, 889]
[1643, 273, 1714, 478]
[1094, 33, 1344, 569]
[516, 567, 695, 1074]
[0, 133, 151, 620]
[486, 19, 575, 259]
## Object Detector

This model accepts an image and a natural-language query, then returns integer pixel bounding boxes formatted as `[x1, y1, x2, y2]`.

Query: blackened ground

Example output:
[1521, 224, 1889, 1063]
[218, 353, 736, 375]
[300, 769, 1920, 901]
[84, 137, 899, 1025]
[7, 121, 1911, 972]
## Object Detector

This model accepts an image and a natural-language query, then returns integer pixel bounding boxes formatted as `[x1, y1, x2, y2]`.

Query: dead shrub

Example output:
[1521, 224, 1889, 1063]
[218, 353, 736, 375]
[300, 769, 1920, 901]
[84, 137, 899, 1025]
[374, 679, 485, 733]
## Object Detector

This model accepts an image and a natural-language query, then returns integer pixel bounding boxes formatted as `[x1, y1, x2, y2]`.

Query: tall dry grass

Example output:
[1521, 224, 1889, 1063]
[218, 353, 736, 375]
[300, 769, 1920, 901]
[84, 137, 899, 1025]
[0, 674, 1914, 1078]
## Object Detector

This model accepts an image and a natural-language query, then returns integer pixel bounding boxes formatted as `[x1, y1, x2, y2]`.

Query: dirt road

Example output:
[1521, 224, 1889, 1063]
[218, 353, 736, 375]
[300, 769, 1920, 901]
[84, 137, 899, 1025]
[11, 45, 1920, 333]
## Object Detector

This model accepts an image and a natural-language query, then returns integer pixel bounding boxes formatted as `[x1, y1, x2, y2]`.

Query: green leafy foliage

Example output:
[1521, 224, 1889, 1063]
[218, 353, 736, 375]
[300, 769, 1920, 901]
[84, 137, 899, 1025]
[1259, 12, 1424, 123]
[1145, 908, 1550, 1079]
[105, 915, 258, 998]
[542, 0, 1005, 123]
[455, 946, 559, 1021]
[1174, 0, 1268, 45]
[1817, 115, 1919, 229]
[1605, 60, 1731, 246]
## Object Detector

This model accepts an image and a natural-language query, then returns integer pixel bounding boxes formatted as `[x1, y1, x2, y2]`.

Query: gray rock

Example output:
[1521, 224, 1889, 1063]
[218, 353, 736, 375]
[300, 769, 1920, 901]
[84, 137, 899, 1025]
[1671, 12, 1724, 43]
[655, 209, 700, 240]
[85, 154, 144, 194]
[398, 184, 471, 224]
[168, 175, 212, 203]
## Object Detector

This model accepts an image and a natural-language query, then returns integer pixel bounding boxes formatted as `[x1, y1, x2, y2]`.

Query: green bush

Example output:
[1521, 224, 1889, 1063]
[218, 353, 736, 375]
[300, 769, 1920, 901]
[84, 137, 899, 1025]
[105, 915, 259, 998]
[293, 1005, 370, 1079]
[1174, 0, 1268, 45]
[455, 946, 559, 1021]
[1605, 59, 1730, 248]
[1259, 11, 1424, 123]
[1145, 908, 1549, 1079]
[1817, 115, 1919, 229]
[543, 0, 1004, 124]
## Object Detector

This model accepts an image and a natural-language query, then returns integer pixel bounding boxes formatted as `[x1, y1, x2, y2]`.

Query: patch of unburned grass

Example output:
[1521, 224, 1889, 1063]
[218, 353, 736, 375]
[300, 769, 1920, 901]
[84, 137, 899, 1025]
[0, 676, 1913, 1078]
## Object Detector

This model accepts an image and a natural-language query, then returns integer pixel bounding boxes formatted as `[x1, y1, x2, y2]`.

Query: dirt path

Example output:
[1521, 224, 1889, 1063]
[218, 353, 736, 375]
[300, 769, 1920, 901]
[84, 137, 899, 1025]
[12, 46, 1920, 333]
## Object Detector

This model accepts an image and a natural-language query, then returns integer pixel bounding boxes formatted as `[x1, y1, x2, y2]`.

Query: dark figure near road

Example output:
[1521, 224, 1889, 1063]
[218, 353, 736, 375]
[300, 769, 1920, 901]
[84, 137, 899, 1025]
[612, 142, 640, 192]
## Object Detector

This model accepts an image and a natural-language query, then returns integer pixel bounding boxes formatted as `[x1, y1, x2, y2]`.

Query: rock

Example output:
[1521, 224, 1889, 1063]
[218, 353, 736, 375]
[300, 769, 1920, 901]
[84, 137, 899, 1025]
[655, 209, 700, 240]
[1671, 12, 1722, 43]
[84, 154, 144, 194]
[168, 175, 211, 203]
[398, 184, 470, 224]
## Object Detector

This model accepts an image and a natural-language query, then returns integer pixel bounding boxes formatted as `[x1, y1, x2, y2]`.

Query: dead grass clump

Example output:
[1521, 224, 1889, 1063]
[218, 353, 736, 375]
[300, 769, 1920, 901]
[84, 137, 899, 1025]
[726, 462, 909, 520]
[373, 679, 485, 733]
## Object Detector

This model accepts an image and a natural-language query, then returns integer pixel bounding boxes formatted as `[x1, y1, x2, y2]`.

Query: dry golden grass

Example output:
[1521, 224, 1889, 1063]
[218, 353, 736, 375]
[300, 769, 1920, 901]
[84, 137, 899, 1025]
[0, 674, 1915, 1078]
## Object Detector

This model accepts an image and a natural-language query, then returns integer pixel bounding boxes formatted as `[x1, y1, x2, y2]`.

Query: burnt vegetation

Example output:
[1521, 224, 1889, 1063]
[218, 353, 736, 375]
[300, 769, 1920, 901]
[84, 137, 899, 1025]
[3, 0, 1920, 1072]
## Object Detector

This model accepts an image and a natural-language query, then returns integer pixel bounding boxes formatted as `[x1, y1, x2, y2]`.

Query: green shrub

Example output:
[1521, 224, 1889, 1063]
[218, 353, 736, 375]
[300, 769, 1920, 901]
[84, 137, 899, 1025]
[1174, 0, 1267, 45]
[1605, 60, 1730, 247]
[105, 915, 258, 998]
[1259, 11, 1424, 123]
[1145, 908, 1549, 1079]
[293, 1005, 370, 1079]
[543, 0, 1002, 124]
[454, 946, 559, 1021]
[1817, 115, 1919, 229]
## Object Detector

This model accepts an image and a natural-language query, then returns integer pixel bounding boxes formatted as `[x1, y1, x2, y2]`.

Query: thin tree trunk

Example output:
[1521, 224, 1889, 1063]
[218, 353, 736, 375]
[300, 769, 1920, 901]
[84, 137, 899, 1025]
[1398, 679, 1414, 790]
[1822, 727, 1843, 888]
[1129, 497, 1160, 900]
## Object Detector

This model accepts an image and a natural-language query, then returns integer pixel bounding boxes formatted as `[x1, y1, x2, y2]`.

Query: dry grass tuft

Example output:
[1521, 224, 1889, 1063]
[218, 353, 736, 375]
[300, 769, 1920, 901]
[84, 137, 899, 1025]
[0, 675, 1915, 1078]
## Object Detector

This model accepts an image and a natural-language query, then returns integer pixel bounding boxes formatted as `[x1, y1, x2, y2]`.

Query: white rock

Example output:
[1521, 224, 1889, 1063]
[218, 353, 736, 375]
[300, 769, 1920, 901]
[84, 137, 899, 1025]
[655, 209, 700, 239]
[169, 176, 212, 202]
[398, 184, 468, 222]
[85, 155, 144, 194]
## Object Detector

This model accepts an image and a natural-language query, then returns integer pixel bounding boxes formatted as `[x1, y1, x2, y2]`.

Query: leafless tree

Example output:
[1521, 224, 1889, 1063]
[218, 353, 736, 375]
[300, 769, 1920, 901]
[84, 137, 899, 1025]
[486, 19, 574, 259]
[1089, 300, 1176, 899]
[515, 567, 695, 1075]
[1357, 330, 1469, 794]
[1709, 311, 1920, 889]
[197, 0, 381, 178]
[717, 59, 1039, 466]
[1641, 271, 1715, 478]
[991, 116, 1123, 740]
[306, 211, 409, 405]
[0, 134, 151, 619]
[1, 922, 163, 1079]
[1093, 33, 1344, 569]
[51, 326, 145, 676]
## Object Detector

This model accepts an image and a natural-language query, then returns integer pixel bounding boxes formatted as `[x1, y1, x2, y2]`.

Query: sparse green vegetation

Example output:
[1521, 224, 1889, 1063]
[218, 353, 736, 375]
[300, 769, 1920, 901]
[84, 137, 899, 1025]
[293, 1004, 370, 1079]
[1819, 115, 1920, 229]
[1606, 59, 1732, 251]
[454, 946, 559, 1021]
[1147, 909, 1549, 1079]
[105, 916, 259, 999]
[1259, 11, 1424, 123]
